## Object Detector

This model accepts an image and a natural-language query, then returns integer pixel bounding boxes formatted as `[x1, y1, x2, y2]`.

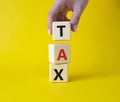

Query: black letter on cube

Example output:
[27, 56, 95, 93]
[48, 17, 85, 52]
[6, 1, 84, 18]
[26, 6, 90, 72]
[57, 25, 66, 37]
[54, 69, 63, 80]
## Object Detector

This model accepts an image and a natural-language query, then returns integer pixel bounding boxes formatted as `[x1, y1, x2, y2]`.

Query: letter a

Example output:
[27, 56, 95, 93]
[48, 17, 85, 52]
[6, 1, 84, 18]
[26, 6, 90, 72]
[57, 49, 67, 60]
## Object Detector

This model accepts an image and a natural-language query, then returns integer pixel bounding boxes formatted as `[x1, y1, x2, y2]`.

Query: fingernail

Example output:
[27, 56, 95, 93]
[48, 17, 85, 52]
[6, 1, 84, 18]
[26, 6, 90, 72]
[73, 25, 77, 31]
[48, 29, 51, 35]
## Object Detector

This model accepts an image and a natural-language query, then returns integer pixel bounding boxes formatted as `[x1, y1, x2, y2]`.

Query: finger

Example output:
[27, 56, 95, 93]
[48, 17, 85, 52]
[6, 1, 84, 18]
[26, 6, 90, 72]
[48, 10, 55, 35]
[48, 4, 61, 35]
[71, 6, 83, 32]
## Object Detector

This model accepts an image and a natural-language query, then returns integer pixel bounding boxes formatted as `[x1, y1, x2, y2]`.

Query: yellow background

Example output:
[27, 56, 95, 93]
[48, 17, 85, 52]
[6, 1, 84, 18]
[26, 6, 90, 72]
[0, 0, 120, 102]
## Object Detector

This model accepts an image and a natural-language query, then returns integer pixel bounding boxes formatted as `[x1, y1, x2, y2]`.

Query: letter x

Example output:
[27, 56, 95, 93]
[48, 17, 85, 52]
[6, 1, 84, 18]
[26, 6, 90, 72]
[54, 69, 63, 80]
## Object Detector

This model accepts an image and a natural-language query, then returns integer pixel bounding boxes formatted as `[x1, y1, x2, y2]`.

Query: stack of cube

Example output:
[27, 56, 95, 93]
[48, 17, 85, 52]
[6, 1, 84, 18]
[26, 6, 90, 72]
[48, 21, 71, 82]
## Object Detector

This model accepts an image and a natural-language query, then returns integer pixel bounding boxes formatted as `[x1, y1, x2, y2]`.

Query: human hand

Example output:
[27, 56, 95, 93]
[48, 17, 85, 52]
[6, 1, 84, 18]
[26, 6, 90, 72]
[48, 0, 88, 34]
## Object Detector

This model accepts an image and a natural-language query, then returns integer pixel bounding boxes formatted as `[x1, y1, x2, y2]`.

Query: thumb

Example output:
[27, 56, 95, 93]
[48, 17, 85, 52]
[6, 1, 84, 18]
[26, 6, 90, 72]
[48, 2, 61, 35]
[71, 7, 83, 32]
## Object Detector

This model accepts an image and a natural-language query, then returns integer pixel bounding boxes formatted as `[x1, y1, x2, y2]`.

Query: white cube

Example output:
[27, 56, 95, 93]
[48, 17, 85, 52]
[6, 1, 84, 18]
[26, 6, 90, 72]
[49, 63, 68, 82]
[48, 44, 70, 64]
[52, 21, 71, 40]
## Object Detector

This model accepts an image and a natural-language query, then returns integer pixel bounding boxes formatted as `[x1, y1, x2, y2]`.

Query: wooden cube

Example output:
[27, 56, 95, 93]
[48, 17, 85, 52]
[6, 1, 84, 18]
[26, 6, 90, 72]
[48, 44, 70, 64]
[52, 21, 71, 40]
[49, 63, 68, 82]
